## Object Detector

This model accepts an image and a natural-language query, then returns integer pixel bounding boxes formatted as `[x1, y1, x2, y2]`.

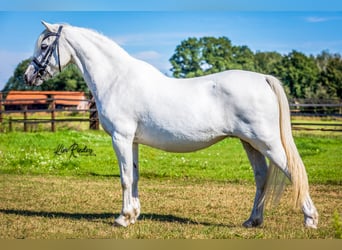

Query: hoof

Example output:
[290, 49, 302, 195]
[304, 216, 318, 229]
[114, 215, 130, 227]
[305, 223, 317, 229]
[304, 211, 318, 229]
[242, 218, 262, 228]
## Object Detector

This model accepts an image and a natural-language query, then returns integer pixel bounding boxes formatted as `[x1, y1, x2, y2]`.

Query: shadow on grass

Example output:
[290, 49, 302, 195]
[0, 208, 234, 227]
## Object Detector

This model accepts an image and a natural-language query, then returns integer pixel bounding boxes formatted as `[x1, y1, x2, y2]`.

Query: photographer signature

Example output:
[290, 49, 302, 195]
[54, 142, 96, 158]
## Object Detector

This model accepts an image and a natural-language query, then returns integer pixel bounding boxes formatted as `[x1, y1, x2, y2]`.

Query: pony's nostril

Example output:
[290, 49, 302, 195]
[24, 73, 32, 85]
[24, 74, 28, 84]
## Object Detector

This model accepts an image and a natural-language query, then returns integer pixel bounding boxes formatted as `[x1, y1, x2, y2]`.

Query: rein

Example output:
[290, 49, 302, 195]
[32, 25, 63, 77]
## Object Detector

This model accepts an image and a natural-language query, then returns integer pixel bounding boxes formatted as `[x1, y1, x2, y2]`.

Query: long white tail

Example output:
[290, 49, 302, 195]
[265, 75, 309, 208]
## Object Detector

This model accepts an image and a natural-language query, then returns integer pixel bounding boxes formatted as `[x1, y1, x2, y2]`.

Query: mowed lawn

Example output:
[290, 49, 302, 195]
[0, 130, 341, 239]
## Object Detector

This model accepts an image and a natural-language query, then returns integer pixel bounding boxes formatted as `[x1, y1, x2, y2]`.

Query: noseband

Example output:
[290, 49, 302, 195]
[32, 25, 63, 77]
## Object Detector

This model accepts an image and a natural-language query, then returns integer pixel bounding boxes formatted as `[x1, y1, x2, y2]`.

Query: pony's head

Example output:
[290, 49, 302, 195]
[24, 21, 72, 86]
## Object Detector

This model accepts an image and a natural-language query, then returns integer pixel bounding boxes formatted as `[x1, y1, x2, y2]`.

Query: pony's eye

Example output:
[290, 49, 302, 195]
[41, 44, 48, 50]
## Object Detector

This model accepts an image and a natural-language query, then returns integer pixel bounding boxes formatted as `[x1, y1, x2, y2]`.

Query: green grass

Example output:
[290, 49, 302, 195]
[0, 130, 341, 184]
[0, 130, 114, 176]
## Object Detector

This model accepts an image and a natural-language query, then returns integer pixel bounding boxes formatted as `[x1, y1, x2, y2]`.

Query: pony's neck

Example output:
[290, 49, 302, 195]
[64, 26, 133, 97]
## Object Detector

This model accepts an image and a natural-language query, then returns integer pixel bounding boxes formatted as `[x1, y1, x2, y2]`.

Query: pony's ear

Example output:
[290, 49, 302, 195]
[41, 20, 57, 32]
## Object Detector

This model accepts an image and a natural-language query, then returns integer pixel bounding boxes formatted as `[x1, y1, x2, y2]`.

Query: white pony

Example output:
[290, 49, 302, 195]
[24, 22, 318, 228]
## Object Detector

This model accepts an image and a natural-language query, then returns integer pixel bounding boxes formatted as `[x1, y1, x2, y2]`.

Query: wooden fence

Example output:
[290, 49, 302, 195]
[0, 94, 99, 132]
[0, 93, 341, 132]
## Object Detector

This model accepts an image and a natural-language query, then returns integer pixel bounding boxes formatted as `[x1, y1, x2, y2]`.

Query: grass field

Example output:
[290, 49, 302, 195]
[0, 174, 340, 239]
[0, 130, 341, 239]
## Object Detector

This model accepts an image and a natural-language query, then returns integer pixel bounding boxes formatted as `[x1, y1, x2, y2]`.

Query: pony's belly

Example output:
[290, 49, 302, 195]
[134, 128, 227, 153]
[139, 137, 226, 153]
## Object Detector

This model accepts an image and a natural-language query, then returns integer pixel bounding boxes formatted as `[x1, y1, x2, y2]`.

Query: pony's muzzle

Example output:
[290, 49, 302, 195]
[24, 64, 40, 86]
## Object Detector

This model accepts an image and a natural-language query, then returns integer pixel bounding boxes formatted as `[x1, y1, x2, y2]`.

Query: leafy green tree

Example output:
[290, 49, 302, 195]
[319, 53, 342, 99]
[273, 51, 320, 99]
[2, 59, 88, 93]
[169, 37, 204, 78]
[254, 51, 282, 74]
[316, 50, 332, 72]
[200, 36, 234, 74]
[231, 45, 255, 71]
[170, 36, 256, 78]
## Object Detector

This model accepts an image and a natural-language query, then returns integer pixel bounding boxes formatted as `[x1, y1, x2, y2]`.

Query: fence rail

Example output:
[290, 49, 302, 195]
[0, 95, 341, 132]
[0, 94, 99, 132]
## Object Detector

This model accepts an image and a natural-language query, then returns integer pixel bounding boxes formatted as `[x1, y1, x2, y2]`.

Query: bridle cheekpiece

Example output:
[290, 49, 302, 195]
[32, 25, 63, 78]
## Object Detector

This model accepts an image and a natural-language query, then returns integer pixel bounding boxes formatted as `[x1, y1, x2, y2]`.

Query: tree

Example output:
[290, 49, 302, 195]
[169, 37, 342, 100]
[170, 36, 256, 78]
[316, 50, 332, 72]
[200, 36, 234, 74]
[169, 37, 204, 78]
[319, 53, 342, 99]
[254, 51, 282, 74]
[2, 59, 88, 93]
[231, 45, 255, 71]
[273, 51, 320, 99]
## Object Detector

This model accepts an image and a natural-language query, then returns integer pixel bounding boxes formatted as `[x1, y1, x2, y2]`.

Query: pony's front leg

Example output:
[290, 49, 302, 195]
[132, 143, 141, 223]
[112, 134, 137, 227]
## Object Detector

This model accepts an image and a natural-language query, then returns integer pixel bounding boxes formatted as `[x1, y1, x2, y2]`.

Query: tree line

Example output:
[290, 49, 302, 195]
[170, 37, 342, 100]
[3, 36, 342, 100]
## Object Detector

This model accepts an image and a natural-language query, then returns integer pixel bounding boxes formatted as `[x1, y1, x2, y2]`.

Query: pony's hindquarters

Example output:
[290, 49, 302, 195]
[265, 75, 318, 228]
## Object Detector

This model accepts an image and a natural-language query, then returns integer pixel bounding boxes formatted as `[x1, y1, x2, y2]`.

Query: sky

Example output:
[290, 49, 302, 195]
[0, 0, 342, 90]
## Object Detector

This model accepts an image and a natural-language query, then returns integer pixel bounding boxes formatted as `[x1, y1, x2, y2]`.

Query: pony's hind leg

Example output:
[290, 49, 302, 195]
[241, 140, 268, 228]
[302, 193, 319, 229]
[255, 138, 318, 229]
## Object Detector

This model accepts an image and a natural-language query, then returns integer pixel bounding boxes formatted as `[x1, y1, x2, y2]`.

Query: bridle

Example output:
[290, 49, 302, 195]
[32, 25, 63, 78]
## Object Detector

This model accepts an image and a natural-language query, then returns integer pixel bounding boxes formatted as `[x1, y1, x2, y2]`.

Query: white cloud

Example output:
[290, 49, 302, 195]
[305, 16, 342, 23]
[306, 17, 328, 23]
[0, 50, 31, 90]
